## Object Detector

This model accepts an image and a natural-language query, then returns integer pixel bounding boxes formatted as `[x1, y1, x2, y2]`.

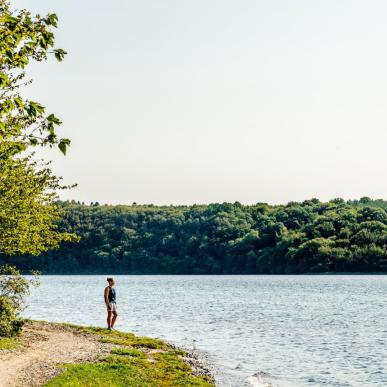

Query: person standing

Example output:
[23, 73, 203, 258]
[104, 277, 118, 330]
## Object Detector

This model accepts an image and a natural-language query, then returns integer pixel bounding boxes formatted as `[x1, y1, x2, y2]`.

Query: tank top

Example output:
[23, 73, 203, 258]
[108, 287, 116, 303]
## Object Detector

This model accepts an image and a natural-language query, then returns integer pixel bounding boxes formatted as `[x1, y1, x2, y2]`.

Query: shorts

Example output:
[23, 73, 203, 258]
[107, 302, 117, 312]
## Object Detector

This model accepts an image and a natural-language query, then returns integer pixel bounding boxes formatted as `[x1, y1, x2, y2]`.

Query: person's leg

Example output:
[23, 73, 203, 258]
[107, 310, 112, 329]
[111, 311, 118, 328]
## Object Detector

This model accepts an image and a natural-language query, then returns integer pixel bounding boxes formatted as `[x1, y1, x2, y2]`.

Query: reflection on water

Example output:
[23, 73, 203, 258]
[24, 275, 387, 386]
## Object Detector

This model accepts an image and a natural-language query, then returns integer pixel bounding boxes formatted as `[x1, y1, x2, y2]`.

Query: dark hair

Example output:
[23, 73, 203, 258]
[107, 277, 114, 282]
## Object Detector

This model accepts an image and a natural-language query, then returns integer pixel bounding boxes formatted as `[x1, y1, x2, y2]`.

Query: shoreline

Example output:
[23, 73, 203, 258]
[21, 272, 387, 276]
[0, 320, 215, 387]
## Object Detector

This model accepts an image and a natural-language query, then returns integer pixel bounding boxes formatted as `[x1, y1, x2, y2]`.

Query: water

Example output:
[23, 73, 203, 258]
[23, 275, 387, 387]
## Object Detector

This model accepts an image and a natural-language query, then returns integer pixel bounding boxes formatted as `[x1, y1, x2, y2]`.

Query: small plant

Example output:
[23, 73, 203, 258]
[0, 336, 18, 350]
[0, 265, 39, 337]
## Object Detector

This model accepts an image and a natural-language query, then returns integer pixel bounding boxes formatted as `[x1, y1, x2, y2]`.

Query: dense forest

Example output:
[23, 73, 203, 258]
[2, 198, 386, 274]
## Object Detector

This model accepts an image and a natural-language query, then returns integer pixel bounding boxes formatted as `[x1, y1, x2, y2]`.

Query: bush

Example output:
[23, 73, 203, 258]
[0, 296, 24, 337]
[0, 265, 39, 337]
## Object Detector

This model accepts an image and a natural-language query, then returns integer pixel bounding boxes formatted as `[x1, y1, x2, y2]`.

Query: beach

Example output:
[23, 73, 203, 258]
[0, 321, 214, 387]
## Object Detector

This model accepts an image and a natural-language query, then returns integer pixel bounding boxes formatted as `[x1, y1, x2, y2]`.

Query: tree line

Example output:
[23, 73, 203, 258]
[0, 0, 74, 337]
[2, 197, 386, 274]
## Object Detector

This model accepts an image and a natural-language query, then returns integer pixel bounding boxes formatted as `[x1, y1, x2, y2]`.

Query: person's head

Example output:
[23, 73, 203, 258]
[107, 277, 115, 287]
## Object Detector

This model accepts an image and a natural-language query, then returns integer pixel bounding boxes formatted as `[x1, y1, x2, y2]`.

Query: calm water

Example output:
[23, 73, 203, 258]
[24, 275, 387, 387]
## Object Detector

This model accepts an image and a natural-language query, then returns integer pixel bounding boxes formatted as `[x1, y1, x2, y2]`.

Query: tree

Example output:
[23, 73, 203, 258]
[0, 2, 78, 337]
[0, 149, 77, 255]
[0, 1, 76, 256]
[0, 0, 69, 154]
[1, 199, 386, 274]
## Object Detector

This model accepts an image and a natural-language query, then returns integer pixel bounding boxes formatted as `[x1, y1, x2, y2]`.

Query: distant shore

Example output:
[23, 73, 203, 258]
[21, 272, 387, 275]
[5, 198, 386, 276]
[0, 321, 214, 387]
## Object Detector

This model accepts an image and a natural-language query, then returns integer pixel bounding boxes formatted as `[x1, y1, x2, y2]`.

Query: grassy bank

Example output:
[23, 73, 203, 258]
[0, 321, 214, 387]
[48, 324, 213, 387]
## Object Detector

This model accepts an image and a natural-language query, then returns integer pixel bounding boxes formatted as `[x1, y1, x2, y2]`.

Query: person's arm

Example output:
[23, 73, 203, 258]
[104, 287, 110, 309]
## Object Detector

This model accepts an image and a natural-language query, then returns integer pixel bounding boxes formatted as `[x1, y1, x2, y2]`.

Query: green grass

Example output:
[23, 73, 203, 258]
[0, 336, 18, 350]
[110, 348, 147, 358]
[43, 324, 213, 387]
[45, 352, 213, 387]
[99, 335, 167, 349]
[59, 323, 168, 350]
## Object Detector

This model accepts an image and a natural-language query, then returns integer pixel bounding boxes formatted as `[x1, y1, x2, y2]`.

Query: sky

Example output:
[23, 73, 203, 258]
[14, 0, 387, 205]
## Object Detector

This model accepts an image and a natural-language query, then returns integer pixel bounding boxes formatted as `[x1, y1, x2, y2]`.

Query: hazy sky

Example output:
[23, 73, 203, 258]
[15, 0, 387, 205]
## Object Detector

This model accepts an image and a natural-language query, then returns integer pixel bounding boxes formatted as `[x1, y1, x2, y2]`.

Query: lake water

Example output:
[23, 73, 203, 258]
[23, 275, 387, 387]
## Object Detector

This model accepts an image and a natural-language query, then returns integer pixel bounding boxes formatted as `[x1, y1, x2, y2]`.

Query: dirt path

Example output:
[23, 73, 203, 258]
[0, 322, 112, 387]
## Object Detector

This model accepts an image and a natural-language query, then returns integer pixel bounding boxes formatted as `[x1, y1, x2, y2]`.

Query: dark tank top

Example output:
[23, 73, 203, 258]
[108, 287, 116, 303]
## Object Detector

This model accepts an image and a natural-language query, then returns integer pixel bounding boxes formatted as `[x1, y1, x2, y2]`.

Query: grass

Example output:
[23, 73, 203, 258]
[110, 348, 147, 358]
[65, 324, 168, 349]
[0, 336, 19, 350]
[44, 324, 213, 387]
[99, 335, 167, 349]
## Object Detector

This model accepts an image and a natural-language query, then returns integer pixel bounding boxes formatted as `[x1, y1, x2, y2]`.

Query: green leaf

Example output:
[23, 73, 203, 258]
[14, 97, 24, 110]
[0, 73, 10, 87]
[46, 13, 58, 27]
[54, 49, 67, 62]
[47, 114, 62, 125]
[27, 101, 45, 116]
[58, 138, 71, 155]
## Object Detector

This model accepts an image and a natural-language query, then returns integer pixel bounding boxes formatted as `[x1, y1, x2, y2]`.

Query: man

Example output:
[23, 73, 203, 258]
[104, 277, 118, 330]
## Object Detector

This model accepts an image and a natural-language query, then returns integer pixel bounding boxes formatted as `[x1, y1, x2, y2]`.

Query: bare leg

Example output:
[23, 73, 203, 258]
[111, 311, 118, 329]
[107, 310, 112, 329]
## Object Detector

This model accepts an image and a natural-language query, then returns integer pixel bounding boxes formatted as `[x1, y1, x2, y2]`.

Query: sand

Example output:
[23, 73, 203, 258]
[0, 321, 112, 387]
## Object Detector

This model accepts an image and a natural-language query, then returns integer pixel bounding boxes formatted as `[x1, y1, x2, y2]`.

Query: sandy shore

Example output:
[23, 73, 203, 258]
[0, 321, 214, 387]
[0, 321, 112, 387]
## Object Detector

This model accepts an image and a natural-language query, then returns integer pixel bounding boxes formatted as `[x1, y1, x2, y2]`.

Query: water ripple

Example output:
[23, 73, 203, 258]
[24, 275, 387, 387]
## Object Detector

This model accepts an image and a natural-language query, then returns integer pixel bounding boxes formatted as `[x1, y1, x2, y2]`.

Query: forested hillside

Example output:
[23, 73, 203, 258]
[2, 198, 387, 274]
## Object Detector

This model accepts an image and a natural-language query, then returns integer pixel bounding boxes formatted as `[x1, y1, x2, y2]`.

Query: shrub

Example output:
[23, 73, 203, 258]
[0, 296, 23, 337]
[0, 265, 39, 337]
